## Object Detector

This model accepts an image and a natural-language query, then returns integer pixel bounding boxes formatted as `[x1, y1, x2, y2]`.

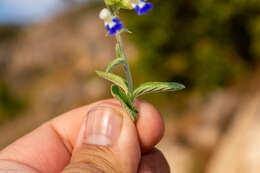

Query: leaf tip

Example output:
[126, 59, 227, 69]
[179, 84, 186, 90]
[96, 70, 104, 76]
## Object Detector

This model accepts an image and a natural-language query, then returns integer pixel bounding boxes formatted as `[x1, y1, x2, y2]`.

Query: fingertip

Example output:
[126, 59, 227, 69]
[77, 99, 165, 153]
[135, 100, 165, 152]
[103, 99, 165, 152]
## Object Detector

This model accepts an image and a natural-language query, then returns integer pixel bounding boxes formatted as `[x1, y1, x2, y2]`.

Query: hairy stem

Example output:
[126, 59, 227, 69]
[115, 33, 134, 95]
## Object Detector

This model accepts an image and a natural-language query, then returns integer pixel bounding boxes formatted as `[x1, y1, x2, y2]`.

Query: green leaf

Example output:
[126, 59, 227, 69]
[106, 58, 125, 73]
[96, 71, 129, 94]
[133, 82, 185, 98]
[111, 84, 138, 122]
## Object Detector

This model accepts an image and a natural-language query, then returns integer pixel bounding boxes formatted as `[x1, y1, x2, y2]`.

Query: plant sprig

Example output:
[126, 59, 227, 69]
[97, 0, 185, 123]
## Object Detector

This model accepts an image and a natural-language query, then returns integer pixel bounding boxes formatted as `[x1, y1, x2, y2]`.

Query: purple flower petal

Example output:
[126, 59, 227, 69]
[134, 1, 153, 15]
[106, 17, 124, 36]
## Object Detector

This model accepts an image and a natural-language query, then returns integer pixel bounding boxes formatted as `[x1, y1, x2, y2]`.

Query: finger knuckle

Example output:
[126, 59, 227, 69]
[66, 145, 122, 173]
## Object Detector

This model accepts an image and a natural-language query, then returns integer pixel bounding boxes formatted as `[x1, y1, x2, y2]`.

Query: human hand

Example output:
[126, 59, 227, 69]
[0, 99, 170, 173]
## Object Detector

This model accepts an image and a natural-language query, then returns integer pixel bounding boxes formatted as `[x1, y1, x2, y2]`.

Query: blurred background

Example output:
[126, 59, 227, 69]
[1, 0, 260, 172]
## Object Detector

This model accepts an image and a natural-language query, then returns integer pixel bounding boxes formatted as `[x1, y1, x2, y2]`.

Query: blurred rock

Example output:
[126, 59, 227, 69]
[176, 90, 240, 157]
[207, 93, 260, 173]
[158, 121, 194, 173]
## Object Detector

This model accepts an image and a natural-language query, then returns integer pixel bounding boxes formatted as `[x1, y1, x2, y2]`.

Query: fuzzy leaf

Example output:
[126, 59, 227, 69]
[106, 58, 125, 72]
[96, 70, 129, 94]
[133, 82, 185, 98]
[111, 84, 138, 122]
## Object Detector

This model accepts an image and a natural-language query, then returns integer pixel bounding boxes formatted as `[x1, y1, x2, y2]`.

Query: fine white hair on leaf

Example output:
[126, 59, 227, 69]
[99, 8, 110, 20]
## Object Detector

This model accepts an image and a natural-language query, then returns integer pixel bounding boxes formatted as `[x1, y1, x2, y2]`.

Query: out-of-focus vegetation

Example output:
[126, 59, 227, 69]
[0, 25, 25, 123]
[0, 81, 27, 123]
[0, 26, 21, 42]
[125, 0, 260, 93]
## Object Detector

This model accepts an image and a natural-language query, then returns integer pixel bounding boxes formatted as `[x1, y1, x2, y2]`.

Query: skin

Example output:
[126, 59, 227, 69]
[0, 99, 170, 173]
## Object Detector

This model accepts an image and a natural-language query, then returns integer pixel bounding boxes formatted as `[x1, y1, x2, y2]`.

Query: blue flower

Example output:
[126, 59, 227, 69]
[99, 8, 124, 36]
[106, 18, 123, 36]
[131, 0, 153, 15]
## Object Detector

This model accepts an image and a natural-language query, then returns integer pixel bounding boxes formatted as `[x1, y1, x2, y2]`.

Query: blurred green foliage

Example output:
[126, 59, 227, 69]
[124, 0, 260, 93]
[0, 26, 26, 123]
[0, 81, 26, 123]
[0, 26, 21, 43]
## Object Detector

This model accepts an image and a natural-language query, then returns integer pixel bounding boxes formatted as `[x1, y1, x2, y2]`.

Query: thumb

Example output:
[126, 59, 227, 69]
[61, 104, 141, 173]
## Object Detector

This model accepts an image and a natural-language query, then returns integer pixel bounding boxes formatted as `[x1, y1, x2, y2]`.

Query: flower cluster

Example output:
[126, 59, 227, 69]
[99, 0, 153, 36]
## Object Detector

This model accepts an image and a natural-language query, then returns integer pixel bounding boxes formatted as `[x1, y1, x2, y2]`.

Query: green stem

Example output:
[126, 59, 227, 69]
[115, 33, 134, 95]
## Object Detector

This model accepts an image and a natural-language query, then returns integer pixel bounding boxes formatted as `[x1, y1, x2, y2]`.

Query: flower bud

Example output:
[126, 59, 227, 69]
[99, 8, 110, 20]
[105, 0, 133, 10]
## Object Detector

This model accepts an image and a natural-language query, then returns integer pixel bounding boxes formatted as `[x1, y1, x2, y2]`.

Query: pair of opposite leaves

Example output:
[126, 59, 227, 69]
[96, 44, 185, 122]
